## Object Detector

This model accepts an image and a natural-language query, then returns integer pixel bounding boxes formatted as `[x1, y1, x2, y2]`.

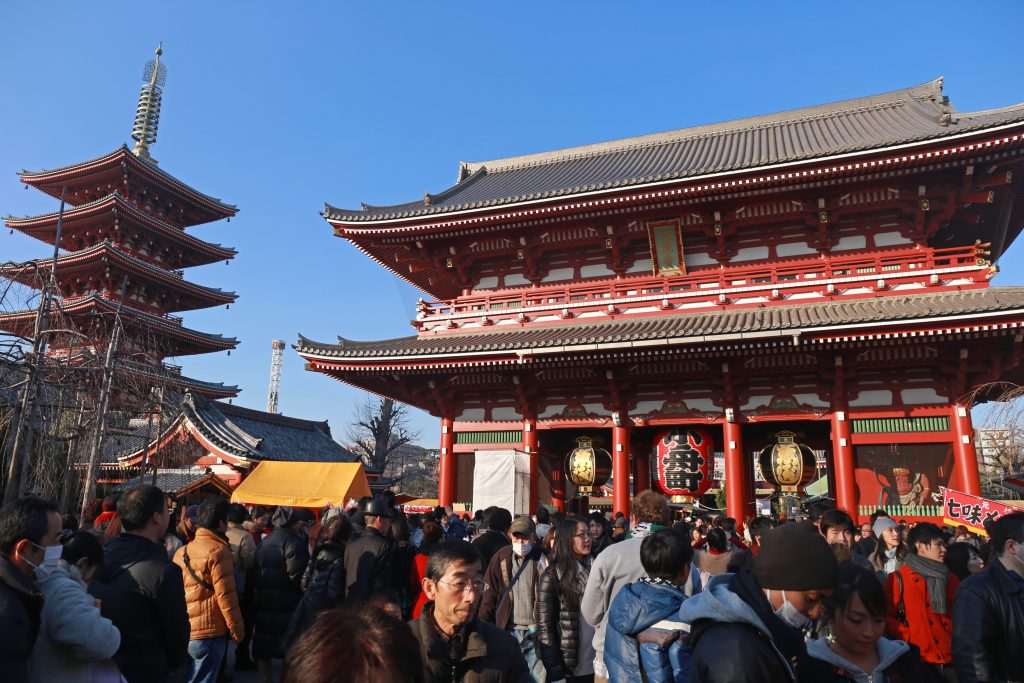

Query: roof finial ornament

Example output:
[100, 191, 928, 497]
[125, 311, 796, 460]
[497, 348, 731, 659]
[131, 43, 167, 164]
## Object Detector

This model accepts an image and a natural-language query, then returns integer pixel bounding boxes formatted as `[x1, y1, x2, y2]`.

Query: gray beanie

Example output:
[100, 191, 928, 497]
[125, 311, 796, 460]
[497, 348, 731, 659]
[873, 516, 898, 539]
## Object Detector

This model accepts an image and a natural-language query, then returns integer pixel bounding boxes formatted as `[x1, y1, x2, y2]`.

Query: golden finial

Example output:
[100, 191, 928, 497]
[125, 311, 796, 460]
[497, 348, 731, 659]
[131, 43, 167, 163]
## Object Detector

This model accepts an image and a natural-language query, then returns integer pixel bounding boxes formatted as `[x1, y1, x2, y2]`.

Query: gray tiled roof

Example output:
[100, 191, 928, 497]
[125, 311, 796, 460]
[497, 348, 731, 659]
[183, 394, 358, 463]
[325, 79, 1024, 222]
[112, 468, 225, 494]
[297, 287, 1024, 360]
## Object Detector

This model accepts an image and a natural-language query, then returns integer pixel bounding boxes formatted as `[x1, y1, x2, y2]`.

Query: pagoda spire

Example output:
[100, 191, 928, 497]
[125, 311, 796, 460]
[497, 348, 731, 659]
[131, 43, 166, 163]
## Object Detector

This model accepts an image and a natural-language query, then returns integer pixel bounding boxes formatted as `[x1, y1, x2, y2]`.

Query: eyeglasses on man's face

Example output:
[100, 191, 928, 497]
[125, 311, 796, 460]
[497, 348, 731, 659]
[437, 579, 487, 595]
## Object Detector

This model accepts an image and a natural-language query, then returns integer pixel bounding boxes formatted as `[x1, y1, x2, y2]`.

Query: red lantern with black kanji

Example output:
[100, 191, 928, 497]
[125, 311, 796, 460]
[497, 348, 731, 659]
[651, 427, 713, 498]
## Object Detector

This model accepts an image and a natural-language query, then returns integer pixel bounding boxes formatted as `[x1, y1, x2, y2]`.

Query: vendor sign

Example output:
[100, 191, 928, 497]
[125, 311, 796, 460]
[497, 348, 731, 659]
[942, 487, 1022, 536]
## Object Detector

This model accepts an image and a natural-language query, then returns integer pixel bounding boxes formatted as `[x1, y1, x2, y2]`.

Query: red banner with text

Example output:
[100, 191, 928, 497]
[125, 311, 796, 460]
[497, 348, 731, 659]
[941, 487, 1022, 536]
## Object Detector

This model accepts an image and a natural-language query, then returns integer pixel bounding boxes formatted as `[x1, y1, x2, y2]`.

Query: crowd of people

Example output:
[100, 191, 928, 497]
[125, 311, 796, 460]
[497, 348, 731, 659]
[1, 486, 1022, 682]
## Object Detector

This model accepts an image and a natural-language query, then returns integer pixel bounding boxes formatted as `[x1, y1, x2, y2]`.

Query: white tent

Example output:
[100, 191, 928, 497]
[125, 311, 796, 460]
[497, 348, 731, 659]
[472, 449, 530, 515]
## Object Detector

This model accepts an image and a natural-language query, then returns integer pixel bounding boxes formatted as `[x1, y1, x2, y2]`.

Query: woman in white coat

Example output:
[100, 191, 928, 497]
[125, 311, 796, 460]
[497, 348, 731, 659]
[29, 531, 122, 683]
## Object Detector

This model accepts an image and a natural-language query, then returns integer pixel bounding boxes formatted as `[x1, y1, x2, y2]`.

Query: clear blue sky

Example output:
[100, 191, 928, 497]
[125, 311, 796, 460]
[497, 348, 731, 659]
[2, 1, 1023, 447]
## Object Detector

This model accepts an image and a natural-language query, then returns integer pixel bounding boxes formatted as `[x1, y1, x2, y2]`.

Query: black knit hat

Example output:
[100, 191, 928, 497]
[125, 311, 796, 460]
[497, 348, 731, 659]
[753, 521, 838, 591]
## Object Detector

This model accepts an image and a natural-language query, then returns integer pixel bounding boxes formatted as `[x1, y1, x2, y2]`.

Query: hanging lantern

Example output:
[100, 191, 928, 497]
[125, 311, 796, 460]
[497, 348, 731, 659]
[564, 436, 611, 495]
[758, 430, 816, 493]
[651, 427, 713, 499]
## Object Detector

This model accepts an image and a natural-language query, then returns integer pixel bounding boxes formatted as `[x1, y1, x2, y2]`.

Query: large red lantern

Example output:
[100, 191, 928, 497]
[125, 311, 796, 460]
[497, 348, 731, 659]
[651, 427, 713, 498]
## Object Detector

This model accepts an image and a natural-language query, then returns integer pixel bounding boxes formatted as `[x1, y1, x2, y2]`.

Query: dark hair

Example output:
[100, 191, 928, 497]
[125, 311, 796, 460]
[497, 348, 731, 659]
[869, 509, 889, 525]
[826, 563, 886, 621]
[721, 517, 737, 534]
[485, 507, 512, 533]
[318, 515, 353, 548]
[101, 494, 120, 512]
[0, 497, 59, 554]
[425, 540, 480, 581]
[61, 513, 79, 532]
[705, 527, 728, 553]
[551, 516, 589, 607]
[227, 503, 249, 525]
[641, 528, 693, 581]
[196, 500, 231, 531]
[807, 501, 835, 524]
[535, 507, 550, 525]
[944, 542, 979, 581]
[117, 485, 167, 532]
[907, 522, 944, 554]
[389, 513, 410, 544]
[282, 606, 424, 683]
[820, 509, 855, 537]
[588, 511, 608, 532]
[433, 506, 446, 522]
[990, 512, 1024, 556]
[81, 499, 102, 526]
[748, 516, 774, 541]
[61, 531, 103, 569]
[252, 506, 272, 521]
[407, 513, 422, 530]
[421, 520, 444, 546]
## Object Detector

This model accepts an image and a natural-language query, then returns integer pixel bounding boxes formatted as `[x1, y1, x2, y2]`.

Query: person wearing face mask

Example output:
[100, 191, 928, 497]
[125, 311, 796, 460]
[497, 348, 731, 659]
[798, 563, 926, 682]
[0, 496, 61, 683]
[479, 516, 545, 682]
[953, 511, 1024, 683]
[28, 532, 121, 683]
[883, 522, 957, 679]
[679, 522, 838, 683]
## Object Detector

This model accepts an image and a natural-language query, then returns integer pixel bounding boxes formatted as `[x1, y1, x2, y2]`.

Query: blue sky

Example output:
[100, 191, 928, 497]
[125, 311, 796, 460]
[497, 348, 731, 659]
[2, 1, 1023, 447]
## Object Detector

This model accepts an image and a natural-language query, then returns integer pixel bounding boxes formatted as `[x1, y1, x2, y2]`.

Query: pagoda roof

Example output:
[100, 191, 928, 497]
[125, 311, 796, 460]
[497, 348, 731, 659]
[117, 392, 359, 466]
[0, 294, 238, 356]
[19, 146, 237, 227]
[4, 192, 237, 267]
[297, 287, 1024, 363]
[0, 241, 237, 310]
[115, 359, 239, 399]
[325, 78, 1024, 225]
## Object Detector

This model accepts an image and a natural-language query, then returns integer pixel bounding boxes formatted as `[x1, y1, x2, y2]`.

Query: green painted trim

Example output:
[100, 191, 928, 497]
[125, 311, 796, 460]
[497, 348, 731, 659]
[851, 417, 950, 434]
[454, 430, 523, 445]
[858, 504, 944, 517]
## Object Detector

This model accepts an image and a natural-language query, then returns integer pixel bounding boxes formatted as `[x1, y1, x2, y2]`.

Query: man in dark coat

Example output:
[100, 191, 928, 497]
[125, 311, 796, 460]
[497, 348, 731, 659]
[343, 498, 394, 603]
[253, 506, 311, 676]
[409, 540, 529, 683]
[953, 511, 1024, 683]
[89, 485, 190, 683]
[679, 522, 838, 683]
[0, 496, 60, 683]
[472, 506, 511, 573]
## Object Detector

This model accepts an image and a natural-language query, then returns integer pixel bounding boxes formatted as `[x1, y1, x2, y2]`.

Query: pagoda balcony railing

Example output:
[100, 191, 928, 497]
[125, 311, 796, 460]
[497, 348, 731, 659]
[415, 244, 991, 329]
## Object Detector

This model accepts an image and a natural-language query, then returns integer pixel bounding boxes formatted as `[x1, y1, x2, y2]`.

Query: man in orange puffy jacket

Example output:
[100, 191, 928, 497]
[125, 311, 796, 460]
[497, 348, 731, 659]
[884, 522, 958, 680]
[173, 500, 244, 683]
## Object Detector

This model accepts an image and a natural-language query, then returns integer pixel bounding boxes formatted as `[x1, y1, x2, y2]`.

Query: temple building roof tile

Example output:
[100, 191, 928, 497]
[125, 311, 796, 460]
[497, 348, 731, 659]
[325, 78, 1024, 223]
[297, 287, 1024, 361]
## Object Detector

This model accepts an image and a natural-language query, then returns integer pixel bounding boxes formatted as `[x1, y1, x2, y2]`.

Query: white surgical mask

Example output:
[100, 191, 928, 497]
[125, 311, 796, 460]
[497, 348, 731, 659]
[770, 589, 810, 630]
[512, 541, 533, 557]
[25, 541, 63, 581]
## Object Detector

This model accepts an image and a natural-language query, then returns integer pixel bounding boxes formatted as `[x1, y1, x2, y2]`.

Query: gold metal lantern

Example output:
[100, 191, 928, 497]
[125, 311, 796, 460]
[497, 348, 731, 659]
[565, 436, 612, 495]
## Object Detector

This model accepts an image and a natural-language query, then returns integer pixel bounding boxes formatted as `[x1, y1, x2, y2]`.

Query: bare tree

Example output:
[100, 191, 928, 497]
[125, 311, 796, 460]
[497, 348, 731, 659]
[965, 382, 1024, 499]
[346, 396, 420, 473]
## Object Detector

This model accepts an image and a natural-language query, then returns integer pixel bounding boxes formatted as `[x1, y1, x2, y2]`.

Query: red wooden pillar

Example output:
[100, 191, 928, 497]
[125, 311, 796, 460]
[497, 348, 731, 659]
[831, 357, 859, 517]
[723, 417, 752, 528]
[524, 419, 539, 513]
[438, 416, 457, 508]
[951, 403, 982, 495]
[612, 420, 631, 518]
[633, 448, 650, 495]
[550, 458, 566, 512]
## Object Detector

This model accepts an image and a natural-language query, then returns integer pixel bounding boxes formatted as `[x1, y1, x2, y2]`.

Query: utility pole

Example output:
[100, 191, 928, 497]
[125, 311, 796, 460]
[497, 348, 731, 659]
[267, 339, 285, 413]
[79, 277, 128, 520]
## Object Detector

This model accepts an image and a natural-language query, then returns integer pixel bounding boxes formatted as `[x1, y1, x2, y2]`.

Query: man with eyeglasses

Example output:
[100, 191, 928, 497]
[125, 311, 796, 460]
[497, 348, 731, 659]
[884, 522, 958, 679]
[409, 540, 529, 682]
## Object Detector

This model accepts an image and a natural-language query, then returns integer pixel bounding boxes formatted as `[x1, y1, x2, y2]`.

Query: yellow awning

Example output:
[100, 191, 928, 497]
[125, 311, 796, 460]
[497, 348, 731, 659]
[230, 461, 371, 508]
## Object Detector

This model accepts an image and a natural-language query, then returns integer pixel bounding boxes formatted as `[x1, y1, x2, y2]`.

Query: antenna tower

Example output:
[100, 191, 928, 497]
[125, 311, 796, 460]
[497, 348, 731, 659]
[267, 339, 285, 413]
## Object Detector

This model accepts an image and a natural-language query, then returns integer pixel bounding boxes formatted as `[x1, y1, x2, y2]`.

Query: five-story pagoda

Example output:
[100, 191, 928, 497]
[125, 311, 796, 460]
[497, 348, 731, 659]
[1, 46, 240, 400]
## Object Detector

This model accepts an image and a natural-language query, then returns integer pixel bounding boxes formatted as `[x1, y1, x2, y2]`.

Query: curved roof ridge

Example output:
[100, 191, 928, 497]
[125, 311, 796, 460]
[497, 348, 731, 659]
[461, 78, 948, 175]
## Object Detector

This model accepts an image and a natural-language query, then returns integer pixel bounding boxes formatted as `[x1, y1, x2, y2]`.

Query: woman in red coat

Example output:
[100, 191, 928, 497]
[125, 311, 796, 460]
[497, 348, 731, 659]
[409, 520, 445, 619]
[884, 523, 959, 678]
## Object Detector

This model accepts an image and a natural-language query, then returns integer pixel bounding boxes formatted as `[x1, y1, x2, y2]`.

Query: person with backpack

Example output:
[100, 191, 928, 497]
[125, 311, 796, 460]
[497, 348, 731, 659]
[281, 514, 351, 649]
[479, 516, 545, 682]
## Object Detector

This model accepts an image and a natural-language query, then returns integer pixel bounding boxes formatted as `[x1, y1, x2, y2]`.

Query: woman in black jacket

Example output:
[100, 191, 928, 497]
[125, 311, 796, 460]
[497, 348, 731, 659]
[253, 507, 311, 669]
[281, 514, 352, 650]
[536, 515, 594, 683]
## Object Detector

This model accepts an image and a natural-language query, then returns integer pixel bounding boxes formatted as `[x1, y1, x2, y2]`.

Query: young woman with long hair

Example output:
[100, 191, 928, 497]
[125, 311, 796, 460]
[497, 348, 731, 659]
[867, 518, 906, 581]
[536, 515, 595, 683]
